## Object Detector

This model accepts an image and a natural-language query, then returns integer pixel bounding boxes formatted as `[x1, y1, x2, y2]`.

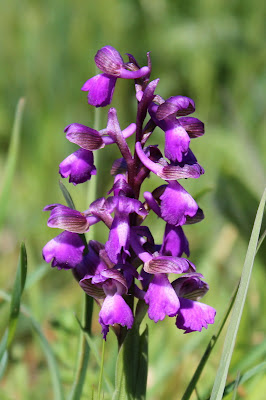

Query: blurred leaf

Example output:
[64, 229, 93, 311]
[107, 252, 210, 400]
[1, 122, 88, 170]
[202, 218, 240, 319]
[0, 98, 25, 229]
[232, 371, 240, 400]
[210, 188, 266, 400]
[215, 173, 266, 260]
[59, 180, 75, 209]
[0, 349, 8, 380]
[181, 283, 239, 400]
[7, 242, 27, 346]
[113, 324, 148, 400]
[230, 339, 266, 374]
[223, 362, 266, 398]
[68, 294, 93, 400]
[0, 331, 8, 373]
[0, 289, 65, 400]
[0, 242, 28, 364]
[25, 264, 48, 289]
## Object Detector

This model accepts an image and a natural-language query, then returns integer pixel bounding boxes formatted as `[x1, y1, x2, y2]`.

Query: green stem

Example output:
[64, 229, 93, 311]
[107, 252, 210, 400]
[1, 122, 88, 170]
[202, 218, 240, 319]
[68, 295, 93, 400]
[97, 339, 105, 400]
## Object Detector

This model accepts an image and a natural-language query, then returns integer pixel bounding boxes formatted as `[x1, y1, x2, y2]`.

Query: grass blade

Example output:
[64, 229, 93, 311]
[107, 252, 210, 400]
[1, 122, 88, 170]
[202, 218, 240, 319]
[0, 289, 65, 400]
[223, 362, 266, 398]
[210, 188, 266, 400]
[7, 242, 27, 346]
[59, 181, 76, 209]
[68, 294, 93, 400]
[181, 283, 239, 400]
[0, 98, 25, 228]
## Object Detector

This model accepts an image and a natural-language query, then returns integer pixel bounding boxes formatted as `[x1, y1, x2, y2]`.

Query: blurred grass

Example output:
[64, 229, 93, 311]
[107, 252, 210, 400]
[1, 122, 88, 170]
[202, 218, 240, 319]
[0, 0, 265, 399]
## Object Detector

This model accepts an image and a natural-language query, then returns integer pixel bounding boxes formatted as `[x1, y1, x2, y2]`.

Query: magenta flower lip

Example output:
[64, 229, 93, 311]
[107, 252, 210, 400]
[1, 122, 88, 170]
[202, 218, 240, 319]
[59, 148, 96, 185]
[42, 231, 85, 270]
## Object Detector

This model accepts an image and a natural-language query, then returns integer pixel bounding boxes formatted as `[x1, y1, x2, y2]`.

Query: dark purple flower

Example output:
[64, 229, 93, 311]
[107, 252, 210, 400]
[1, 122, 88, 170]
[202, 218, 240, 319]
[156, 96, 195, 119]
[105, 192, 147, 263]
[81, 74, 117, 108]
[135, 142, 204, 180]
[73, 240, 108, 281]
[44, 204, 98, 233]
[159, 181, 198, 226]
[82, 46, 150, 107]
[80, 267, 133, 339]
[95, 45, 150, 79]
[172, 274, 216, 333]
[59, 149, 96, 185]
[144, 181, 198, 227]
[65, 123, 104, 150]
[148, 96, 204, 163]
[160, 224, 190, 257]
[144, 273, 180, 322]
[143, 255, 195, 322]
[42, 231, 85, 270]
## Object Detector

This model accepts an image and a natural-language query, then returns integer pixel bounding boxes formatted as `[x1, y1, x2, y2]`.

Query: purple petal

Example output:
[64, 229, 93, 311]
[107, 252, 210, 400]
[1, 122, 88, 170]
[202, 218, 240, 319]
[119, 66, 150, 79]
[105, 214, 131, 263]
[156, 96, 195, 120]
[79, 276, 106, 299]
[164, 121, 190, 162]
[95, 46, 123, 76]
[160, 181, 198, 226]
[176, 297, 216, 333]
[81, 74, 117, 107]
[42, 231, 85, 270]
[65, 123, 104, 150]
[144, 255, 195, 275]
[99, 293, 134, 337]
[46, 204, 90, 233]
[144, 274, 180, 322]
[179, 117, 204, 138]
[172, 274, 209, 300]
[59, 149, 96, 185]
[160, 224, 190, 257]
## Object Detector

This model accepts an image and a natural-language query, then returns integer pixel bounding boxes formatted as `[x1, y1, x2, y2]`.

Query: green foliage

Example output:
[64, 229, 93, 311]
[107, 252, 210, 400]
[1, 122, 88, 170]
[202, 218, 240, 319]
[0, 0, 265, 399]
[210, 189, 265, 400]
[113, 325, 148, 400]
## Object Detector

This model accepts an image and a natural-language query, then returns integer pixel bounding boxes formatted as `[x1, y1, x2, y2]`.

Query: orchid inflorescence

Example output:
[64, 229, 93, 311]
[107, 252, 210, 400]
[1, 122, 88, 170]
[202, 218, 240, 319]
[43, 45, 216, 340]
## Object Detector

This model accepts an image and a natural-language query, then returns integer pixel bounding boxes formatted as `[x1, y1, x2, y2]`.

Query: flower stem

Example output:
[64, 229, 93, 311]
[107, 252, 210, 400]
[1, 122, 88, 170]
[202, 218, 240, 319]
[97, 339, 105, 400]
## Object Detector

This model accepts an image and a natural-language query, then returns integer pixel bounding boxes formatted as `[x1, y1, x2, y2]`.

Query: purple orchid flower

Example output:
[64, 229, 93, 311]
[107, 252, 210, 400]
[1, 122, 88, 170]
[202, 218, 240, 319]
[160, 224, 190, 258]
[59, 148, 96, 185]
[135, 142, 204, 180]
[104, 175, 147, 263]
[43, 45, 215, 341]
[144, 181, 199, 227]
[64, 122, 136, 150]
[80, 267, 133, 339]
[82, 46, 150, 107]
[44, 204, 100, 233]
[42, 231, 85, 270]
[172, 274, 216, 333]
[143, 254, 196, 322]
[148, 96, 204, 163]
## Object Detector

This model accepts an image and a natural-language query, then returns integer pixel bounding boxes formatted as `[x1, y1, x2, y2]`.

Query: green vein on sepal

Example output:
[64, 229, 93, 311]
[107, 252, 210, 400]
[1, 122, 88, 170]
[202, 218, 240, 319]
[0, 98, 25, 229]
[209, 188, 266, 400]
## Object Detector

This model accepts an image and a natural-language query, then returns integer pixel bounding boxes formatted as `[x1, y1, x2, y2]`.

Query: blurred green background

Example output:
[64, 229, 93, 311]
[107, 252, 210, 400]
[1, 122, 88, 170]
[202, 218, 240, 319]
[0, 0, 265, 399]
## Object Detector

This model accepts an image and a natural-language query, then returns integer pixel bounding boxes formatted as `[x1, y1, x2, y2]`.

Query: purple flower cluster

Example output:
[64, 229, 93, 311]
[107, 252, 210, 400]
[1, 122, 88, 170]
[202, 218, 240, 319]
[43, 46, 215, 339]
